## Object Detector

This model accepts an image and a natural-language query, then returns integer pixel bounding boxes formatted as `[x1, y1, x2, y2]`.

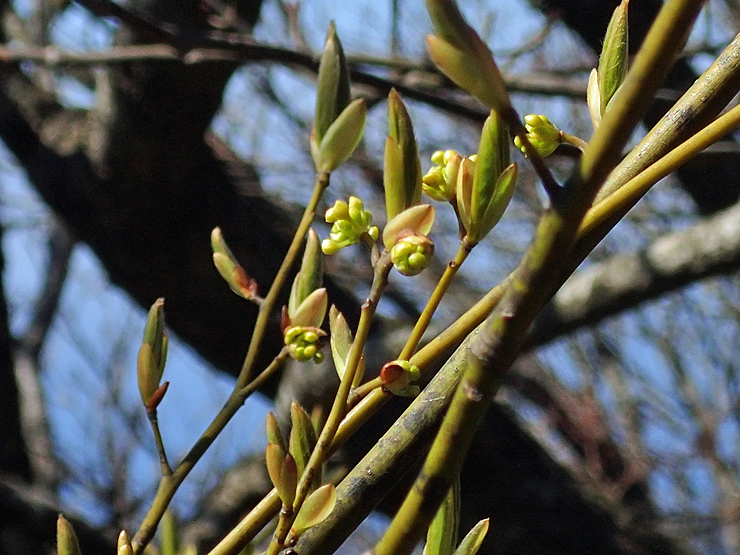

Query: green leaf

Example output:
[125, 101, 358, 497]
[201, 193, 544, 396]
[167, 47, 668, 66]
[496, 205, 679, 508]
[329, 305, 352, 379]
[117, 531, 134, 555]
[384, 89, 422, 220]
[289, 401, 319, 490]
[289, 229, 323, 317]
[424, 477, 460, 555]
[318, 99, 367, 172]
[453, 519, 489, 555]
[383, 204, 435, 250]
[292, 484, 337, 536]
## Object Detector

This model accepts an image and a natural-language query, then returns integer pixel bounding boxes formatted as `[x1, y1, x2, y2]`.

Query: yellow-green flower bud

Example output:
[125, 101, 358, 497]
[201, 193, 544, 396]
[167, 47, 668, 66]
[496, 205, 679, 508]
[390, 232, 434, 277]
[322, 197, 378, 254]
[137, 298, 168, 408]
[598, 0, 629, 115]
[513, 114, 561, 158]
[380, 359, 421, 397]
[284, 326, 327, 363]
[422, 150, 463, 203]
[57, 515, 81, 555]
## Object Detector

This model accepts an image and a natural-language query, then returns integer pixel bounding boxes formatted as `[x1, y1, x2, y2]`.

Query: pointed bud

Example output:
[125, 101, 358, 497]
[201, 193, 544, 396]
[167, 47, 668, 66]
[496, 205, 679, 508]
[313, 22, 351, 147]
[137, 298, 168, 408]
[317, 99, 367, 172]
[384, 90, 423, 220]
[289, 229, 323, 318]
[290, 401, 320, 491]
[117, 530, 134, 555]
[266, 442, 286, 496]
[57, 515, 81, 555]
[266, 411, 287, 451]
[453, 519, 489, 555]
[424, 0, 512, 113]
[598, 0, 629, 114]
[426, 34, 510, 116]
[291, 484, 337, 537]
[587, 69, 601, 130]
[211, 228, 260, 301]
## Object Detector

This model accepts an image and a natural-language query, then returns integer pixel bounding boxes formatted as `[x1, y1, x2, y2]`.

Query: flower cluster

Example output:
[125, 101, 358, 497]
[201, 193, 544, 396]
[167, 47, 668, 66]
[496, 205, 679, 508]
[284, 326, 326, 363]
[514, 114, 561, 158]
[321, 196, 378, 255]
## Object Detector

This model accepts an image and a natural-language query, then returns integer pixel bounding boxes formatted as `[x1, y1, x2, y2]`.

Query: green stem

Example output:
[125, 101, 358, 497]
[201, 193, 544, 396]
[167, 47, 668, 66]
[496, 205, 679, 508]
[131, 349, 290, 554]
[237, 171, 331, 389]
[399, 242, 471, 360]
[560, 131, 588, 152]
[147, 408, 172, 477]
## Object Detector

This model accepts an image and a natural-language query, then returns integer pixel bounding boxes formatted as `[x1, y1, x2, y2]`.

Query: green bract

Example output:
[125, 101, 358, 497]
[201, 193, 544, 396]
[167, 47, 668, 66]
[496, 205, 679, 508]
[289, 229, 323, 318]
[315, 98, 367, 172]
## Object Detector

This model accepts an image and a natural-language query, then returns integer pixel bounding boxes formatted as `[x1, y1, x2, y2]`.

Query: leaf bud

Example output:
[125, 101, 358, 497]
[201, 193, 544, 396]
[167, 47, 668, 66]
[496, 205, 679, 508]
[384, 90, 422, 220]
[137, 298, 168, 409]
[598, 0, 629, 115]
[211, 227, 260, 301]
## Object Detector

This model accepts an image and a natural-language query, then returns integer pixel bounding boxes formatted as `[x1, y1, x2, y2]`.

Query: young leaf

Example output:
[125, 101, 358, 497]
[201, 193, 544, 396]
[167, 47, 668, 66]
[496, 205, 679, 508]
[453, 519, 489, 555]
[424, 477, 460, 555]
[289, 401, 319, 490]
[292, 484, 337, 536]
